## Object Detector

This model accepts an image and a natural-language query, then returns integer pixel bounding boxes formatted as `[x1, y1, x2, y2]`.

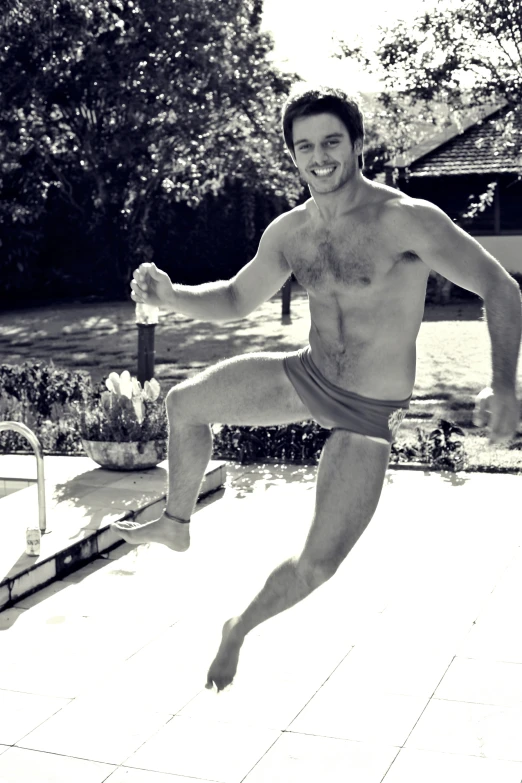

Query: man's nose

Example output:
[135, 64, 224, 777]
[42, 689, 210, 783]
[311, 146, 330, 165]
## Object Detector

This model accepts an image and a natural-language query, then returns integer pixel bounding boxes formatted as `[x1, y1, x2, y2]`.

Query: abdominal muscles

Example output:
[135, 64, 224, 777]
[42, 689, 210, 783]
[308, 292, 419, 400]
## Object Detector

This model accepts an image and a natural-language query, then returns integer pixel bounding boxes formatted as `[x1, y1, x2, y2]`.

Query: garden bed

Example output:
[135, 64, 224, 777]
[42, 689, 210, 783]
[1, 358, 521, 475]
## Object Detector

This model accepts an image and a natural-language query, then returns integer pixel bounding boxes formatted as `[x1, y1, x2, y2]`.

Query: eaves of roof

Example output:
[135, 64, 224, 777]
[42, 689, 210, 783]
[385, 102, 519, 174]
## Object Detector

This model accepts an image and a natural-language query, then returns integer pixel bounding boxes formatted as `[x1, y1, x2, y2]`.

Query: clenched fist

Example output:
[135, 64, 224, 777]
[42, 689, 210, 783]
[130, 262, 173, 308]
[473, 386, 520, 444]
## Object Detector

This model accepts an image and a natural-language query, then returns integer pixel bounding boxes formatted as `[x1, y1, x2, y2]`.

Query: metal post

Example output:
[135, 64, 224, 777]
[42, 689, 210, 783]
[137, 324, 156, 385]
[0, 421, 46, 534]
[135, 303, 159, 385]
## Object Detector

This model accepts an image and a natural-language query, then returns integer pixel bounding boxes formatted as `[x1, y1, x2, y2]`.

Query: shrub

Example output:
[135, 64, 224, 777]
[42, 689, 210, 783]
[212, 421, 330, 464]
[0, 361, 93, 453]
[213, 418, 468, 472]
[0, 361, 93, 418]
[391, 419, 468, 471]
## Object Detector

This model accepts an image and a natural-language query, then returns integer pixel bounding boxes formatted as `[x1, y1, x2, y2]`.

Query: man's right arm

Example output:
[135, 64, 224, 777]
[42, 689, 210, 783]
[134, 215, 292, 322]
[169, 278, 240, 322]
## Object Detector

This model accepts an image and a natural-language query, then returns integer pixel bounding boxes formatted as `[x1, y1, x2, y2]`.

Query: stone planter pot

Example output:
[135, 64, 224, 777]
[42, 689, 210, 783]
[81, 439, 166, 471]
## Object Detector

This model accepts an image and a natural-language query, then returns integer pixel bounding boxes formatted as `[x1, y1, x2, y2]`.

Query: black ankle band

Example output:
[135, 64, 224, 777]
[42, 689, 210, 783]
[164, 509, 190, 524]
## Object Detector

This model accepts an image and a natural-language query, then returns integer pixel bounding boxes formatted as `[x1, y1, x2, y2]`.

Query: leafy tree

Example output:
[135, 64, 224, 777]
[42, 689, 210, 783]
[0, 0, 300, 295]
[336, 0, 522, 161]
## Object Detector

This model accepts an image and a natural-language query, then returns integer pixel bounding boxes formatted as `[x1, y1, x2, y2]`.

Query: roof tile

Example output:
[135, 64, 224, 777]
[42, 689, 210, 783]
[400, 106, 522, 176]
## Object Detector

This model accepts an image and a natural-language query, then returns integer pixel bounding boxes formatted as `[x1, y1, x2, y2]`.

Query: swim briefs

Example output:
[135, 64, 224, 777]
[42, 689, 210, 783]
[283, 346, 411, 444]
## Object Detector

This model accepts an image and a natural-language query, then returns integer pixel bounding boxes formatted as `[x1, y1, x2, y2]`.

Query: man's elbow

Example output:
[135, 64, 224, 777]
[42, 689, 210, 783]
[482, 271, 521, 303]
[227, 282, 251, 320]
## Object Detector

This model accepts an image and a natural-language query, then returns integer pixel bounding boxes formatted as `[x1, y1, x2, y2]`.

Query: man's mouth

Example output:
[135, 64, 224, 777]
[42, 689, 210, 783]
[311, 166, 336, 178]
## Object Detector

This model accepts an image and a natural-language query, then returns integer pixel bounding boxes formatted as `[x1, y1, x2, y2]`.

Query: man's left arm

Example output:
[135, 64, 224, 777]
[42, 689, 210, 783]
[406, 200, 521, 443]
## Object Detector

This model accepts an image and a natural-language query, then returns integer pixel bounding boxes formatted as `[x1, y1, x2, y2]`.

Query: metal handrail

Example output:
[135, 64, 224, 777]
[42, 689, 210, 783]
[0, 421, 46, 533]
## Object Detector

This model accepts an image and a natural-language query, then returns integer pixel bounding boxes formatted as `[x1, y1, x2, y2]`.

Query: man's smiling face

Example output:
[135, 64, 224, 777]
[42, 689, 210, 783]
[291, 112, 362, 194]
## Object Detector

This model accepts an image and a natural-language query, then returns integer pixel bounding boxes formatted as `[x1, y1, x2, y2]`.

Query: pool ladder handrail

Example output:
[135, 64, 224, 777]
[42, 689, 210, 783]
[0, 421, 46, 534]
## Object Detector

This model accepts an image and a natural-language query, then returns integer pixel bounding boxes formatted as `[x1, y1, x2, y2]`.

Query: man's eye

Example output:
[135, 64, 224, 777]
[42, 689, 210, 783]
[327, 140, 339, 146]
[297, 145, 310, 152]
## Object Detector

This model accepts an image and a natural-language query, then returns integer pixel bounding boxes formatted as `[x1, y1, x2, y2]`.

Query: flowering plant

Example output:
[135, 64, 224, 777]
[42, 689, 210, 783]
[76, 370, 168, 443]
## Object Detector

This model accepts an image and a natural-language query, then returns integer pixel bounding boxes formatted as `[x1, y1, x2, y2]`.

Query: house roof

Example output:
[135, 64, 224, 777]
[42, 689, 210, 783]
[387, 103, 522, 176]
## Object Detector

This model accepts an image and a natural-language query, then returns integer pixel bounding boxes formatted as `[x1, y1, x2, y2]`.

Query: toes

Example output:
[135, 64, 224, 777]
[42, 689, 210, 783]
[206, 674, 230, 692]
[206, 672, 225, 691]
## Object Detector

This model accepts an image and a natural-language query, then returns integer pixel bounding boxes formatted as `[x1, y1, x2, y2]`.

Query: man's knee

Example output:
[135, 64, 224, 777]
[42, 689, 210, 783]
[297, 553, 341, 590]
[165, 384, 204, 424]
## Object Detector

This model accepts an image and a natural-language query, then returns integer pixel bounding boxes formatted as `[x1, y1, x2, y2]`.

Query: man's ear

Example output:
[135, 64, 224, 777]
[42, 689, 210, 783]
[354, 137, 364, 156]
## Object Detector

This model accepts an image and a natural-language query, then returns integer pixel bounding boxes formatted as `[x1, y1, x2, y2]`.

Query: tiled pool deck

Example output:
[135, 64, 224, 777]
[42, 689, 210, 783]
[0, 459, 521, 782]
[0, 454, 226, 610]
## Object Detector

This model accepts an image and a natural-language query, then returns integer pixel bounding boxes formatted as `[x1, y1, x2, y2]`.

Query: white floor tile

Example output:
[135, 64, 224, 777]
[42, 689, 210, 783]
[17, 699, 171, 765]
[106, 768, 215, 782]
[77, 622, 210, 715]
[0, 746, 115, 783]
[244, 732, 399, 783]
[457, 612, 522, 663]
[435, 657, 522, 706]
[289, 684, 428, 746]
[383, 747, 522, 783]
[324, 635, 453, 700]
[0, 690, 70, 745]
[406, 698, 522, 761]
[126, 715, 280, 782]
[0, 611, 167, 698]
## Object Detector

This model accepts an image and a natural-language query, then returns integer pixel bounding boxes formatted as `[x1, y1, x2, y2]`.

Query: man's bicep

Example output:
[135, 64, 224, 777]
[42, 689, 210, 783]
[413, 203, 511, 298]
[230, 223, 291, 317]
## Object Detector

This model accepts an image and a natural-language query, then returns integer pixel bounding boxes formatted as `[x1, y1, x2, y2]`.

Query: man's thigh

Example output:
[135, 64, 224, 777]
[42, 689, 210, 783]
[301, 430, 391, 570]
[169, 351, 311, 426]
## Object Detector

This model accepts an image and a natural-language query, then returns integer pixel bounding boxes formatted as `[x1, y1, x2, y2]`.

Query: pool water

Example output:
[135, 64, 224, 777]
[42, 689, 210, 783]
[0, 478, 36, 500]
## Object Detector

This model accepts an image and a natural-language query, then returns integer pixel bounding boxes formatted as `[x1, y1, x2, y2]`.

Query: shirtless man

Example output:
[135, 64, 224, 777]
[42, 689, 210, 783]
[112, 85, 521, 691]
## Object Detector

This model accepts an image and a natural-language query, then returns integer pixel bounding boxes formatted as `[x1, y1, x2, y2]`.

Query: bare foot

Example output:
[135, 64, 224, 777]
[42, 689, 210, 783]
[111, 512, 190, 552]
[206, 618, 245, 692]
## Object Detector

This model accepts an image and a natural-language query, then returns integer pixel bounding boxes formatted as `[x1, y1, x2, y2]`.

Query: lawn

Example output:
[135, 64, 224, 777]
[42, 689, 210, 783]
[0, 288, 520, 472]
[401, 301, 522, 472]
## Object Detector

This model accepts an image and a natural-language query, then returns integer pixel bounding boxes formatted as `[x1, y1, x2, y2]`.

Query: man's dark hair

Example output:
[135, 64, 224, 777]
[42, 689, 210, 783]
[282, 84, 365, 169]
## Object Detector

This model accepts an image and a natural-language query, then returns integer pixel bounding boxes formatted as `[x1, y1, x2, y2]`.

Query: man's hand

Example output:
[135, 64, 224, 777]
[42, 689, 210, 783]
[473, 387, 520, 444]
[130, 262, 173, 308]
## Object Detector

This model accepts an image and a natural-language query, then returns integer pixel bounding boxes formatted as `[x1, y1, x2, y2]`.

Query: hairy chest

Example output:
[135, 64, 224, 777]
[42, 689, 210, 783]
[285, 223, 403, 292]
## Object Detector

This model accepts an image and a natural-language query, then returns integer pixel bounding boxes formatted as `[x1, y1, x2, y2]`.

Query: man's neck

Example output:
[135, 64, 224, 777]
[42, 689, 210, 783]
[310, 173, 369, 223]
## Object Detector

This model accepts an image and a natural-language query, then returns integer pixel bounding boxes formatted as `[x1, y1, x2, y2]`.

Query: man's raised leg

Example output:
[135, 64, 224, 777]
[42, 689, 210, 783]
[111, 352, 310, 550]
[206, 430, 391, 691]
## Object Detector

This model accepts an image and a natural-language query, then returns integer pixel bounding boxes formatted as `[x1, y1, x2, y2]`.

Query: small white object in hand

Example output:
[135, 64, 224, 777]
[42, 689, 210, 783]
[135, 302, 159, 325]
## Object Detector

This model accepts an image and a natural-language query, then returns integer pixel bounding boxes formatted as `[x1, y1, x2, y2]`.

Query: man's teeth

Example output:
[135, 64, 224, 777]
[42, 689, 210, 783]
[313, 167, 335, 177]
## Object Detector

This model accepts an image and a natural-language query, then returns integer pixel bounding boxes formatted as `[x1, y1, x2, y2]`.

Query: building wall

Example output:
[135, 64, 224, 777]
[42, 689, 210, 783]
[475, 236, 522, 274]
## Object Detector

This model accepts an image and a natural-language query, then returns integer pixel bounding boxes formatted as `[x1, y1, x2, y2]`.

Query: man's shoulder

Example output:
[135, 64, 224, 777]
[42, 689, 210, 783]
[275, 200, 311, 225]
[381, 193, 446, 224]
[265, 201, 310, 239]
[379, 194, 451, 238]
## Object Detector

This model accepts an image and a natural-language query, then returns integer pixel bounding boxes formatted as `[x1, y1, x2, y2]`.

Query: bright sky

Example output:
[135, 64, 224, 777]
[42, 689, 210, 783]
[260, 0, 450, 92]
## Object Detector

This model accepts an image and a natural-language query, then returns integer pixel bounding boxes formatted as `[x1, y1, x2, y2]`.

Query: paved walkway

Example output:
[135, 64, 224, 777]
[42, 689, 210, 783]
[0, 464, 521, 782]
